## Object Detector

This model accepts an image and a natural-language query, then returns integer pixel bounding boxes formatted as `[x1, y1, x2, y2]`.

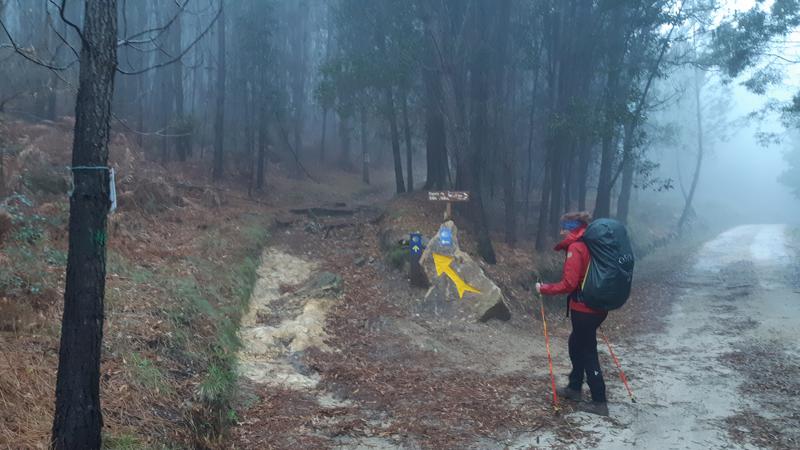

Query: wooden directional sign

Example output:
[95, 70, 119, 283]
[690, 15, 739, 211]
[428, 191, 470, 202]
[429, 191, 469, 220]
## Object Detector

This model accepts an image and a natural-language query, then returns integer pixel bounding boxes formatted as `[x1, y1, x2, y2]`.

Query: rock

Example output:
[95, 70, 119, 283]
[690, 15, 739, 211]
[301, 271, 343, 297]
[418, 221, 510, 322]
[354, 256, 367, 267]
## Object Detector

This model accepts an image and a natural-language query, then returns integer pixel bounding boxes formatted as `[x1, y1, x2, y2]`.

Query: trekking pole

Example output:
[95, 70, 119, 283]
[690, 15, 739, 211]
[599, 328, 636, 403]
[536, 288, 560, 412]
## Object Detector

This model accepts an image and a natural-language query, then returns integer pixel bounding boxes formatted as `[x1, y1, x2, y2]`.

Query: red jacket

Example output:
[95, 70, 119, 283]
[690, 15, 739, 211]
[539, 226, 604, 315]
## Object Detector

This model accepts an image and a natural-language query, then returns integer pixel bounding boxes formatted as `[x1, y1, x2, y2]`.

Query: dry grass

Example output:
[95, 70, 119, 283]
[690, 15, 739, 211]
[0, 119, 279, 448]
[0, 119, 408, 448]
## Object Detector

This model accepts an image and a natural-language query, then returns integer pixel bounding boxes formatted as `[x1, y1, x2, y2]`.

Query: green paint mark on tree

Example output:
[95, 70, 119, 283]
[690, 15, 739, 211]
[94, 230, 106, 247]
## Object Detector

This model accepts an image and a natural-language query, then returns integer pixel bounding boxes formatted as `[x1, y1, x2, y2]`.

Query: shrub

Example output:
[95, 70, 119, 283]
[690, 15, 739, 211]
[385, 246, 407, 270]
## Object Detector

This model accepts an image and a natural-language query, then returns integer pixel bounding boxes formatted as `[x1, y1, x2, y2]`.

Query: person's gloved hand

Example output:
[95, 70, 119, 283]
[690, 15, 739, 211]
[535, 282, 542, 294]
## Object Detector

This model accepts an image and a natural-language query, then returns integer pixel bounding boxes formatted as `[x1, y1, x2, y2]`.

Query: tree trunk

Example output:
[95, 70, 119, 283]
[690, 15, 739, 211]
[385, 86, 406, 194]
[564, 145, 574, 212]
[256, 102, 267, 191]
[535, 157, 552, 251]
[320, 107, 328, 161]
[548, 145, 563, 236]
[212, 4, 226, 181]
[51, 1, 117, 448]
[495, 0, 514, 244]
[577, 139, 591, 210]
[423, 39, 447, 190]
[594, 7, 625, 219]
[523, 52, 541, 230]
[338, 115, 351, 168]
[616, 120, 635, 223]
[401, 90, 414, 192]
[360, 105, 370, 184]
[594, 70, 620, 219]
[678, 67, 705, 234]
[46, 9, 59, 121]
[503, 161, 516, 244]
[465, 0, 496, 263]
[172, 12, 190, 162]
[244, 84, 254, 186]
[160, 76, 170, 163]
[291, 1, 309, 174]
[423, 101, 447, 190]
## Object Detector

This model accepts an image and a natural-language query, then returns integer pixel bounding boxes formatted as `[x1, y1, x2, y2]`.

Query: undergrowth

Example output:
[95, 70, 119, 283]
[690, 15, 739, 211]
[117, 214, 269, 447]
[0, 195, 67, 331]
[87, 211, 271, 447]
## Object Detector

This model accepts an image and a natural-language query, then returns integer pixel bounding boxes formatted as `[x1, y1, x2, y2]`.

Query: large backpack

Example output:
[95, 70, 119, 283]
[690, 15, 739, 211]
[579, 218, 635, 311]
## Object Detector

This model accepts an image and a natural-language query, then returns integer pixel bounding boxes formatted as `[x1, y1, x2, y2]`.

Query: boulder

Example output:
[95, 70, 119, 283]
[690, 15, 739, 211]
[418, 221, 510, 322]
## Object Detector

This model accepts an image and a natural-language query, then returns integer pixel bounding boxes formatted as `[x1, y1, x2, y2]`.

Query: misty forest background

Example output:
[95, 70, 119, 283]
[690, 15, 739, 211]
[1, 0, 798, 263]
[2, 0, 800, 447]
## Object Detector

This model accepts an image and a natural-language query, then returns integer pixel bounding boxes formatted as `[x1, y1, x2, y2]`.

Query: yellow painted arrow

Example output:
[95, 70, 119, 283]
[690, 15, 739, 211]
[433, 253, 481, 299]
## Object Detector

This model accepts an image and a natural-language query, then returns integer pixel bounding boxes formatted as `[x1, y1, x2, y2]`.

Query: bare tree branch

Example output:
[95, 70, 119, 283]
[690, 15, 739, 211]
[118, 0, 190, 45]
[117, 1, 221, 75]
[47, 10, 80, 62]
[0, 17, 74, 70]
[49, 0, 86, 47]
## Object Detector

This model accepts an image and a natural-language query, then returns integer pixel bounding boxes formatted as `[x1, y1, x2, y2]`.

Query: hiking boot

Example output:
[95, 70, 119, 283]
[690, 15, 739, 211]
[557, 386, 582, 402]
[580, 401, 609, 417]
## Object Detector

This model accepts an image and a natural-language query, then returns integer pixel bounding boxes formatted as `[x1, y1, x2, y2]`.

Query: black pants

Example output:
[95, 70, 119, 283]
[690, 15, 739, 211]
[568, 310, 607, 402]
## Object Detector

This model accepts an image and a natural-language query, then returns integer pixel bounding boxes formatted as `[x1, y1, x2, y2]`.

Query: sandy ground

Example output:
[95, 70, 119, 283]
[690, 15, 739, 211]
[570, 225, 800, 449]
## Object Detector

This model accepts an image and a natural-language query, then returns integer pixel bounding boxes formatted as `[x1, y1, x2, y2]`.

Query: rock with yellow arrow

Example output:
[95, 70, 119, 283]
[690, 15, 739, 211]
[418, 221, 510, 322]
[432, 253, 480, 299]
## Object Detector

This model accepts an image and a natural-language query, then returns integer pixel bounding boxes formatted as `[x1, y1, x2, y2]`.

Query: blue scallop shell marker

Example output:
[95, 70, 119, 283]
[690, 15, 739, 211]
[439, 228, 452, 247]
[409, 232, 423, 256]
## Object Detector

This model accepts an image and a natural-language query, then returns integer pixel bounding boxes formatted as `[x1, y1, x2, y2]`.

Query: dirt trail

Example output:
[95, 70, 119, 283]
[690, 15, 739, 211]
[238, 250, 320, 389]
[232, 178, 797, 449]
[571, 225, 800, 449]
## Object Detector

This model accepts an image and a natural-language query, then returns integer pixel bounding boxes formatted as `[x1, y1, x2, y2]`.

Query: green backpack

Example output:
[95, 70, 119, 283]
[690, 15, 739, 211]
[580, 219, 635, 311]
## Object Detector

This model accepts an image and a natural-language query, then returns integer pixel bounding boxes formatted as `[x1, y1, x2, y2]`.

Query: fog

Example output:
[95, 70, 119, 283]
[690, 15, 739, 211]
[695, 83, 800, 225]
[1, 0, 800, 249]
[3, 1, 800, 447]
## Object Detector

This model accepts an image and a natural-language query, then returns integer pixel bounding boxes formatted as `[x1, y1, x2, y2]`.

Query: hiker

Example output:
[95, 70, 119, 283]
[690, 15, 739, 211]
[535, 211, 609, 416]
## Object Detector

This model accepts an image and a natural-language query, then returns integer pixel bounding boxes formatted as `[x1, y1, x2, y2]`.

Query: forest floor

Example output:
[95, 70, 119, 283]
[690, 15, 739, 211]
[228, 206, 800, 449]
[224, 191, 729, 449]
[3, 118, 797, 449]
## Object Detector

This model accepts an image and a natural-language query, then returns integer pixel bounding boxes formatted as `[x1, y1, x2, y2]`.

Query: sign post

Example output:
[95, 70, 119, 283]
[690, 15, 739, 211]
[409, 232, 428, 287]
[428, 191, 470, 221]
